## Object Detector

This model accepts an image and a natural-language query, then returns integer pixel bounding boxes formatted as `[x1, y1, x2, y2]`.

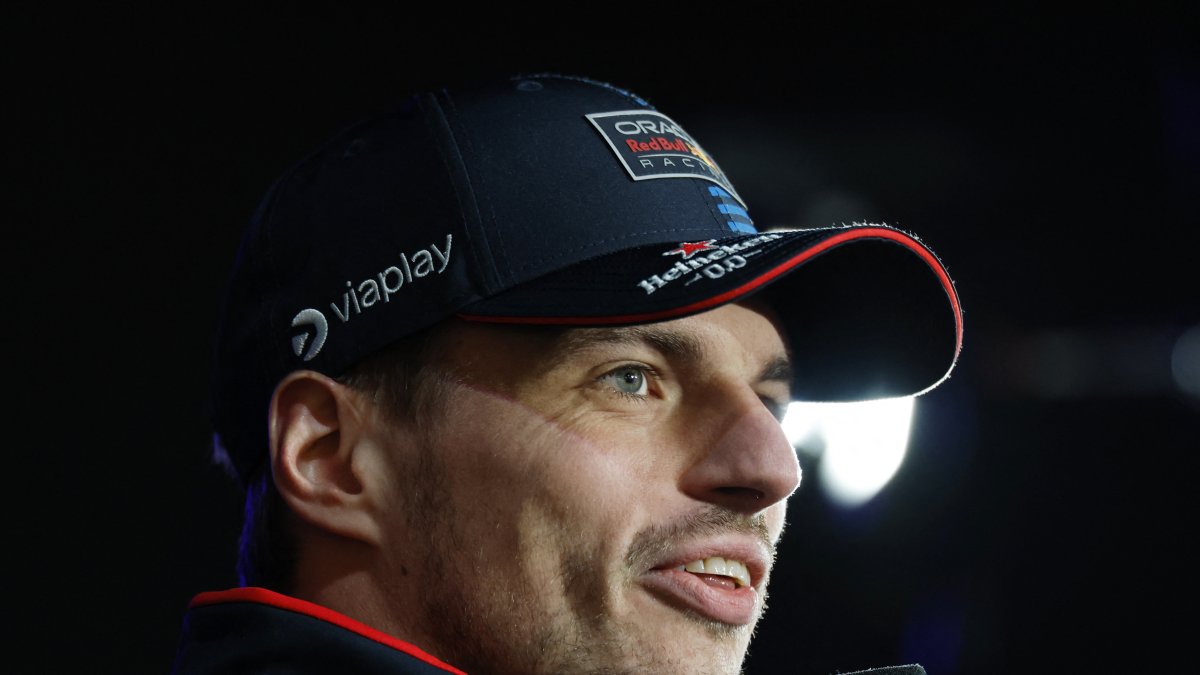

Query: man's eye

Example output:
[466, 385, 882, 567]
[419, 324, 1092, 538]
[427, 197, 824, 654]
[599, 365, 650, 397]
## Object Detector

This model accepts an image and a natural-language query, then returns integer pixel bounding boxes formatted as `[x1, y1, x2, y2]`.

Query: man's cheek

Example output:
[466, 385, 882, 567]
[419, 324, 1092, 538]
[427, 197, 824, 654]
[435, 384, 565, 467]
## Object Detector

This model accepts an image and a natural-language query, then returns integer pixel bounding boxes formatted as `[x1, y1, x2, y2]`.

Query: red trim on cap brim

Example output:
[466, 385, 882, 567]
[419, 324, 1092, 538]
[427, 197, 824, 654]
[190, 587, 467, 675]
[459, 227, 963, 361]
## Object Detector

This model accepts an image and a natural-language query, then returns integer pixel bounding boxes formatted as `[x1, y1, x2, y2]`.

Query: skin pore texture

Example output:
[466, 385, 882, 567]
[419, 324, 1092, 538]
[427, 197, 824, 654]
[277, 301, 802, 675]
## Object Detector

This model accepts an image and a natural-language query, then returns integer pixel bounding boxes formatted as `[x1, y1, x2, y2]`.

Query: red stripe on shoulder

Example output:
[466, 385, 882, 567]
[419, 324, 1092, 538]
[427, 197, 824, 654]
[190, 588, 467, 675]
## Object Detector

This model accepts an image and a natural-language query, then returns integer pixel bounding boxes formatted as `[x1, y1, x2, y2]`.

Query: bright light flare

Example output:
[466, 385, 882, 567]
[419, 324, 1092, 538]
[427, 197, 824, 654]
[782, 397, 915, 507]
[1172, 324, 1200, 399]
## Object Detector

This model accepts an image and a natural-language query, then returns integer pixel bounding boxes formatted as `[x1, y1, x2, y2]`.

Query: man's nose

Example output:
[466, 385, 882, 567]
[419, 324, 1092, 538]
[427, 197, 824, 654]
[679, 393, 801, 514]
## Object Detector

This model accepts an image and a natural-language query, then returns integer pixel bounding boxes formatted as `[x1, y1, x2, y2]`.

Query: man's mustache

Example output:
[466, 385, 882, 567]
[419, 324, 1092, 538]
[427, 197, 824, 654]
[625, 506, 774, 573]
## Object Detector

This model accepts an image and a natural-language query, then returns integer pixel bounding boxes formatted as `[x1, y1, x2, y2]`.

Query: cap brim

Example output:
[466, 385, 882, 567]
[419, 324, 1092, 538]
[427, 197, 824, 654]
[458, 225, 962, 401]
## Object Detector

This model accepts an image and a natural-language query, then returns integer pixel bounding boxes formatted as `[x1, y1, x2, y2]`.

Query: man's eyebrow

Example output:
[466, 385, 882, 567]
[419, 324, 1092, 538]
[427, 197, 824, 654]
[759, 356, 794, 387]
[553, 325, 707, 362]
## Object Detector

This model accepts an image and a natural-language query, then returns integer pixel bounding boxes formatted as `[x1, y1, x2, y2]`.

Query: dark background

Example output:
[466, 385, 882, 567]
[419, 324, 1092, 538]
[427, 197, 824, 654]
[10, 5, 1198, 673]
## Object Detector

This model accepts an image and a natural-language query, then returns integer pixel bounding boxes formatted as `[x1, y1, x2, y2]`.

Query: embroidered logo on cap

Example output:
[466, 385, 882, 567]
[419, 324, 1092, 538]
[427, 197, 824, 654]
[285, 234, 454, 362]
[586, 110, 745, 208]
[636, 233, 784, 295]
[664, 240, 718, 259]
[707, 186, 755, 234]
[290, 309, 329, 361]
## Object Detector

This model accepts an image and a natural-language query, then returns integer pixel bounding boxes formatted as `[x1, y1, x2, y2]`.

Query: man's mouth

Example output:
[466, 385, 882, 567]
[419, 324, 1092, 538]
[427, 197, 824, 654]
[639, 545, 768, 626]
[674, 556, 752, 589]
[626, 511, 775, 627]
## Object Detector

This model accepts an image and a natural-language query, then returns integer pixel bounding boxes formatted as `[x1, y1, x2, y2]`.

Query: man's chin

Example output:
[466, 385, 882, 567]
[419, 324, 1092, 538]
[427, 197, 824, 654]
[619, 584, 755, 672]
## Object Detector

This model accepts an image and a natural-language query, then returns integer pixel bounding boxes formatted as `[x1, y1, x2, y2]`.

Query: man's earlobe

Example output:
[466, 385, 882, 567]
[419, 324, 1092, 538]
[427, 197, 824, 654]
[268, 371, 383, 545]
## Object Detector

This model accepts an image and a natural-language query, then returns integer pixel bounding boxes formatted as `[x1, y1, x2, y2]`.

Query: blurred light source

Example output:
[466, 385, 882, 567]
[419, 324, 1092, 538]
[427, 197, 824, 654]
[1172, 324, 1200, 399]
[782, 397, 915, 507]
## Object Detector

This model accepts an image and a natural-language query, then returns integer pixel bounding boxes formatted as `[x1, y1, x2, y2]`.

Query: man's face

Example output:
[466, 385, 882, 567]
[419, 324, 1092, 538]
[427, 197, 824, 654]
[372, 301, 801, 675]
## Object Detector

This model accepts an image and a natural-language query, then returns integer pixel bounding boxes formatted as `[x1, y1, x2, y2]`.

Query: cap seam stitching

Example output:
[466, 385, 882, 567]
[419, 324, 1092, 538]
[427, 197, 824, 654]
[420, 92, 501, 292]
[440, 90, 512, 286]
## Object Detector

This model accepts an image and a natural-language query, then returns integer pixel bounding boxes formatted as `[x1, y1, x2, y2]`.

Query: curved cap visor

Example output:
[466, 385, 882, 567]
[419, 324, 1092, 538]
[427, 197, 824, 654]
[459, 225, 962, 401]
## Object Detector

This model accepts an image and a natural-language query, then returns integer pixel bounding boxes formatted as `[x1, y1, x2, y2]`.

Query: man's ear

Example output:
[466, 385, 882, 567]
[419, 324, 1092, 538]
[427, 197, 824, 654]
[268, 371, 385, 546]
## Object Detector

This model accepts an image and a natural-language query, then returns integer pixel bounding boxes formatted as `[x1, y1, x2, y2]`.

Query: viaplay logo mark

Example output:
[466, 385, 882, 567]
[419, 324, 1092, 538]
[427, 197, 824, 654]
[586, 110, 746, 209]
[290, 309, 328, 362]
[286, 234, 454, 362]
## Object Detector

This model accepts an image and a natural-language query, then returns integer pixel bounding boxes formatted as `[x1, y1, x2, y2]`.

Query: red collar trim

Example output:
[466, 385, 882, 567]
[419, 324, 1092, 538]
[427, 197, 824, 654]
[190, 587, 467, 675]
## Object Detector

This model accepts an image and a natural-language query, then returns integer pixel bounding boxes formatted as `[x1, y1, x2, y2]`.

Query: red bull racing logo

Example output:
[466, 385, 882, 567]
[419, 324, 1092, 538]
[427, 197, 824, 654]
[586, 110, 746, 208]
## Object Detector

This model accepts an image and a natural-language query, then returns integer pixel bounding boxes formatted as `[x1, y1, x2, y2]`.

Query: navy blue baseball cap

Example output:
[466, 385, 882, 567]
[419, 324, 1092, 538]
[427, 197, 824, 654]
[212, 73, 962, 483]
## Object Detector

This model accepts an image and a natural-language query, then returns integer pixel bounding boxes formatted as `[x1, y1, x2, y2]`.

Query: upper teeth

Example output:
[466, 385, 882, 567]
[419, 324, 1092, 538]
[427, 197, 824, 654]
[676, 556, 751, 588]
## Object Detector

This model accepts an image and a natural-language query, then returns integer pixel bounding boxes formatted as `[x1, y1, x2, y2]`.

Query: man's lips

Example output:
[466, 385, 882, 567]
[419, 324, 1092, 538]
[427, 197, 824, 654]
[638, 539, 771, 626]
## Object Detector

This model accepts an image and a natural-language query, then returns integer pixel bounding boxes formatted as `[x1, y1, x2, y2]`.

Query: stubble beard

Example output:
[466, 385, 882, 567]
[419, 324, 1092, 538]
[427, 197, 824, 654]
[402, 441, 764, 675]
[404, 443, 647, 675]
[392, 388, 769, 675]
